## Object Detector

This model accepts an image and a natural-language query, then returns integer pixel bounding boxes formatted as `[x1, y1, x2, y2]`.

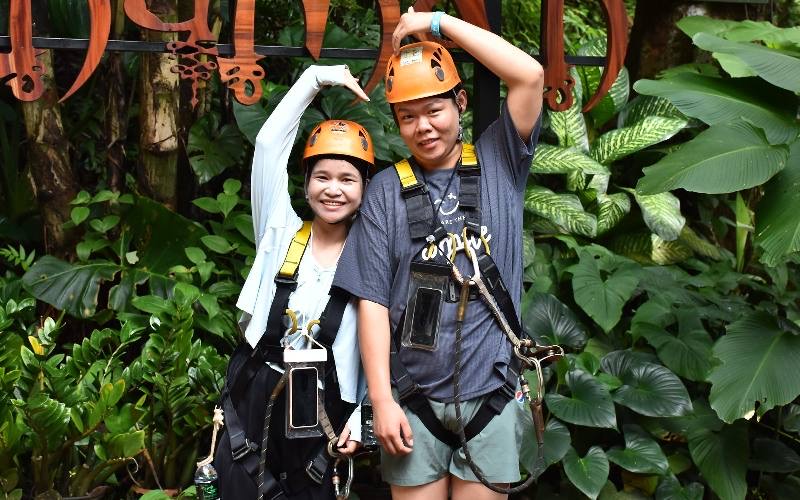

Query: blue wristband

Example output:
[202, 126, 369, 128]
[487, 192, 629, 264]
[430, 11, 445, 39]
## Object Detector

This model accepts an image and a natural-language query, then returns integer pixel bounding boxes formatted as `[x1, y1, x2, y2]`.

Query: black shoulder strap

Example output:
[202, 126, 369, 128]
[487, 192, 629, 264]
[315, 288, 350, 350]
[394, 158, 436, 240]
[393, 145, 481, 242]
[261, 222, 313, 353]
[457, 144, 482, 234]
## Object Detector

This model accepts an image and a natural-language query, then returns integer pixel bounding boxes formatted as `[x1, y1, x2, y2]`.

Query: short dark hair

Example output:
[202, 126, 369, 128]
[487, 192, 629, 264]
[390, 83, 465, 122]
[304, 154, 372, 187]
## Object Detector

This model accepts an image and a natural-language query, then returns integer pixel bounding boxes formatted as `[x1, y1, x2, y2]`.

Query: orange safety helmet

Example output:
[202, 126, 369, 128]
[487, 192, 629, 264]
[302, 119, 376, 177]
[384, 41, 461, 104]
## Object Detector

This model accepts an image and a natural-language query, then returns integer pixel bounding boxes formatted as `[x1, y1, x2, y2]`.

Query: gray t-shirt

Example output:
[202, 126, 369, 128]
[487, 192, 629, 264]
[333, 103, 540, 401]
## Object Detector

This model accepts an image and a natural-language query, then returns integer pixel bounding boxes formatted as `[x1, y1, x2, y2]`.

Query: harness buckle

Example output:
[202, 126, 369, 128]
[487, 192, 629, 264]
[274, 275, 299, 288]
[400, 183, 428, 199]
[305, 457, 326, 484]
[498, 380, 516, 401]
[230, 435, 258, 461]
[395, 375, 421, 402]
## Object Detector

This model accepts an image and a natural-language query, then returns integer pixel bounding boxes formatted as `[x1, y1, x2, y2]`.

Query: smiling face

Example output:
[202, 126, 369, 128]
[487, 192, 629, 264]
[394, 90, 466, 170]
[305, 158, 364, 225]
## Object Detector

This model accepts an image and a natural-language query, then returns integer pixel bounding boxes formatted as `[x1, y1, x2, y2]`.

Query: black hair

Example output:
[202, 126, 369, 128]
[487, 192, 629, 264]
[390, 83, 465, 122]
[304, 154, 372, 187]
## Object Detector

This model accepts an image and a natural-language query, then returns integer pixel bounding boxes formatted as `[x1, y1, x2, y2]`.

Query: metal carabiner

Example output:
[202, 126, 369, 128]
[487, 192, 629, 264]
[332, 454, 354, 500]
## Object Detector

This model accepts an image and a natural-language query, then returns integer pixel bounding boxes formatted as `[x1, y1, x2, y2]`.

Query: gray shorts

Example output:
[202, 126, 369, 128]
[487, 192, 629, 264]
[380, 390, 533, 487]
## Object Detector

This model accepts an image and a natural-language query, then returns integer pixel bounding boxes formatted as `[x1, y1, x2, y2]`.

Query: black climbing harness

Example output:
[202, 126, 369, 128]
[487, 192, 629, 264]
[391, 145, 564, 493]
[213, 222, 356, 500]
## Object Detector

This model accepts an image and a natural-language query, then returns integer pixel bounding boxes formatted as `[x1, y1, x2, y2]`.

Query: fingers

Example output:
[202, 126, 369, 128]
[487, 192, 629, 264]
[341, 68, 370, 101]
[392, 7, 417, 54]
[340, 440, 359, 455]
[399, 417, 414, 449]
[337, 424, 351, 447]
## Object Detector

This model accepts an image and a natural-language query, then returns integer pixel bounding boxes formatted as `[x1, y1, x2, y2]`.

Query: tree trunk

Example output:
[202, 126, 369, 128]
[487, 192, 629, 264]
[20, 50, 79, 254]
[626, 1, 768, 82]
[137, 0, 179, 209]
[105, 0, 129, 192]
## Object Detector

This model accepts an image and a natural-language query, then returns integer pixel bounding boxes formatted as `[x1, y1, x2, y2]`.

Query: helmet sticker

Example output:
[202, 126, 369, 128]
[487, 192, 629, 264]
[400, 46, 423, 67]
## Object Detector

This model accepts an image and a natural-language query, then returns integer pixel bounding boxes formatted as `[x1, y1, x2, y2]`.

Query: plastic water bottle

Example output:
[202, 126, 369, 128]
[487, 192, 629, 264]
[194, 463, 220, 500]
[361, 399, 378, 450]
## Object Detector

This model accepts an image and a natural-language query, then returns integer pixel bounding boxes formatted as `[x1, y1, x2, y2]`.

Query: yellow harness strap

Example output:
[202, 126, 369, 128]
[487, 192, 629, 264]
[278, 221, 312, 278]
[461, 143, 478, 167]
[392, 144, 479, 188]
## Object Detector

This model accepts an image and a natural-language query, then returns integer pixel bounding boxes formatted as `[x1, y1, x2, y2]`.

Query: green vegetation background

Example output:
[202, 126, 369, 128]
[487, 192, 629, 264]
[2, 0, 800, 499]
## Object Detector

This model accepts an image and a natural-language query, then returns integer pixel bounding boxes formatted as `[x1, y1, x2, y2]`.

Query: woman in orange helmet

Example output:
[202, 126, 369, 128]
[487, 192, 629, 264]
[214, 65, 374, 500]
[333, 8, 545, 500]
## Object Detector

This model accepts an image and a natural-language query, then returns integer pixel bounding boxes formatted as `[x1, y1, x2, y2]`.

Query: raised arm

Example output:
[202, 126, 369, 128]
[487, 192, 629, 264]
[392, 8, 544, 140]
[251, 65, 368, 244]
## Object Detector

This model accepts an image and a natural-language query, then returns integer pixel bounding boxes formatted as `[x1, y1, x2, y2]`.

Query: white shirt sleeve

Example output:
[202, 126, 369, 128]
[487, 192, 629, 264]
[250, 65, 351, 245]
[346, 405, 362, 443]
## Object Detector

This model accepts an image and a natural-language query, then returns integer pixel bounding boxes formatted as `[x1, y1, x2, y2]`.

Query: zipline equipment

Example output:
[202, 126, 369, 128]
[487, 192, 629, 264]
[384, 41, 462, 104]
[303, 119, 376, 177]
[214, 221, 356, 500]
[390, 145, 563, 493]
[451, 237, 562, 493]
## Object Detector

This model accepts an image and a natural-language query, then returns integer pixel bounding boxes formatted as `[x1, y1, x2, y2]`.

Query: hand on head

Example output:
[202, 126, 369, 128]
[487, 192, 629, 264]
[392, 7, 434, 54]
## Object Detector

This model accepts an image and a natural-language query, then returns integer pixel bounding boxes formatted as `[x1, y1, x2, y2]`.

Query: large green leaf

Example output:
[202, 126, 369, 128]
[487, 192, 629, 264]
[619, 96, 685, 128]
[590, 117, 687, 165]
[602, 351, 693, 417]
[630, 190, 686, 241]
[569, 250, 640, 332]
[231, 80, 289, 144]
[693, 33, 800, 93]
[756, 141, 800, 266]
[606, 424, 669, 475]
[635, 311, 713, 382]
[520, 418, 571, 474]
[596, 193, 631, 236]
[655, 475, 704, 500]
[708, 312, 800, 423]
[548, 81, 589, 151]
[187, 114, 245, 184]
[563, 446, 610, 500]
[521, 290, 588, 349]
[762, 475, 800, 500]
[27, 395, 71, 451]
[524, 186, 597, 237]
[577, 38, 631, 128]
[22, 257, 118, 318]
[545, 370, 617, 429]
[749, 438, 800, 473]
[531, 144, 609, 175]
[688, 419, 748, 500]
[637, 122, 790, 195]
[634, 73, 800, 144]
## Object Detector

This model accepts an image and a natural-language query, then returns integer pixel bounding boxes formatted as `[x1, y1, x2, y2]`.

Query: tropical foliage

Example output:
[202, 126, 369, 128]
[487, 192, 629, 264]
[2, 0, 800, 498]
[517, 16, 800, 500]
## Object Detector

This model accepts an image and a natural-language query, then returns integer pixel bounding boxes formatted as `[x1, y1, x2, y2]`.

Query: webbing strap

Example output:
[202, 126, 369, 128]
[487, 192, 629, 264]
[278, 221, 312, 278]
[457, 144, 481, 232]
[395, 159, 417, 190]
[476, 253, 524, 336]
[392, 144, 480, 241]
[262, 222, 313, 349]
[389, 315, 518, 448]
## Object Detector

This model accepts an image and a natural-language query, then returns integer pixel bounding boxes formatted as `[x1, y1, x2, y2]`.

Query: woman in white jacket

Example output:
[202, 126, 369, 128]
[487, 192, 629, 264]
[214, 65, 373, 500]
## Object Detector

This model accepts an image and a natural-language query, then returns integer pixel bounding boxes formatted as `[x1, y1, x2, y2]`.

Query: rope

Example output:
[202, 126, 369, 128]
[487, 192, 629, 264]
[447, 234, 554, 494]
[257, 372, 288, 500]
[451, 280, 540, 494]
[196, 407, 225, 468]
